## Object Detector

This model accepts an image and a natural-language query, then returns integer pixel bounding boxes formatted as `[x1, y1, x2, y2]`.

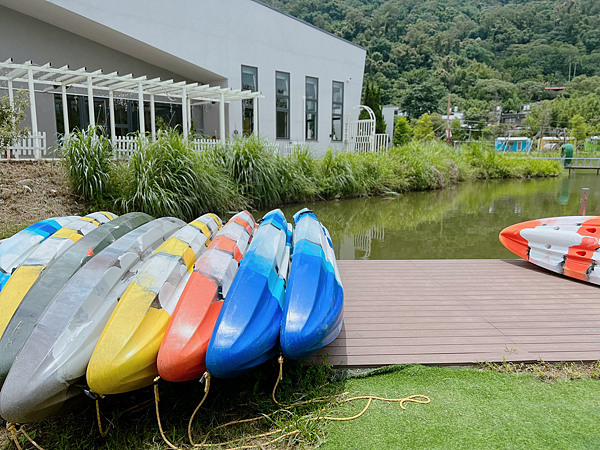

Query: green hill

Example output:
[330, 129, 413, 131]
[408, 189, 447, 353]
[263, 0, 600, 120]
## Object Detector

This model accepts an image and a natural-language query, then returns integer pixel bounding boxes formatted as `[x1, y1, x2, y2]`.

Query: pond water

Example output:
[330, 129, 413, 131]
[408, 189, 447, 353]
[259, 173, 600, 260]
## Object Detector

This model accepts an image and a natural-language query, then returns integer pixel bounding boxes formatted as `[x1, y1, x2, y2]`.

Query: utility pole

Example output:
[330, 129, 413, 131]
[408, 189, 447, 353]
[445, 94, 452, 145]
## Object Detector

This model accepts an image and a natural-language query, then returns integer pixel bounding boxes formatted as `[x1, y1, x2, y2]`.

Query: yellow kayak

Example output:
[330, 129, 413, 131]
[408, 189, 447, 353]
[86, 214, 221, 395]
[0, 212, 116, 339]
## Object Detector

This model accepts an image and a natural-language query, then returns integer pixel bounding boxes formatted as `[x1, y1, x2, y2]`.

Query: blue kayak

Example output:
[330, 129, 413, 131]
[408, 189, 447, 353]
[0, 217, 78, 291]
[280, 208, 344, 360]
[206, 209, 291, 378]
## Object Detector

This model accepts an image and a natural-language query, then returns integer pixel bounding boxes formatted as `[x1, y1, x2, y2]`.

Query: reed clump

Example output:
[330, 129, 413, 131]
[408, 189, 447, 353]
[60, 128, 562, 221]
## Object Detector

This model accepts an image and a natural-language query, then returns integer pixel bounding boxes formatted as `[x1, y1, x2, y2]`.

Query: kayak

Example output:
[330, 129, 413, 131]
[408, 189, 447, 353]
[0, 217, 79, 291]
[0, 216, 183, 423]
[0, 212, 148, 389]
[86, 214, 221, 395]
[158, 211, 255, 382]
[0, 212, 116, 361]
[206, 209, 291, 378]
[280, 208, 344, 360]
[500, 215, 600, 284]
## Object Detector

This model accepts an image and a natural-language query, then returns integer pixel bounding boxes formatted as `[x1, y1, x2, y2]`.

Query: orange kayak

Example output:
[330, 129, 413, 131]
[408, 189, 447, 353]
[157, 211, 255, 382]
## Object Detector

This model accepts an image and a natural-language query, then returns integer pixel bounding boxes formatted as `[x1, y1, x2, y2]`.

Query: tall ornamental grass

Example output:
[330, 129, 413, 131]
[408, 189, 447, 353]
[60, 127, 113, 201]
[60, 131, 562, 221]
[115, 131, 245, 220]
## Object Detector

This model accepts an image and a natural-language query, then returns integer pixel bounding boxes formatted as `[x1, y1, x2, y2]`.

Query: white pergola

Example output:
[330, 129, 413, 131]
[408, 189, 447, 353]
[0, 59, 263, 152]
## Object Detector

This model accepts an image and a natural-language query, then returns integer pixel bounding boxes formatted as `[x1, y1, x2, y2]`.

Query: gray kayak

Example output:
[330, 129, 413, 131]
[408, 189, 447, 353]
[0, 212, 151, 390]
[0, 216, 184, 423]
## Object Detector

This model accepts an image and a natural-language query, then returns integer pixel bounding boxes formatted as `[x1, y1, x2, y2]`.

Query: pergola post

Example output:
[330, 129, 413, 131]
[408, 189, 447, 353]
[187, 97, 192, 137]
[109, 90, 116, 143]
[87, 76, 95, 129]
[252, 97, 258, 135]
[219, 92, 225, 143]
[61, 84, 69, 137]
[150, 93, 156, 139]
[7, 79, 13, 107]
[182, 87, 188, 139]
[138, 82, 145, 134]
[27, 69, 39, 158]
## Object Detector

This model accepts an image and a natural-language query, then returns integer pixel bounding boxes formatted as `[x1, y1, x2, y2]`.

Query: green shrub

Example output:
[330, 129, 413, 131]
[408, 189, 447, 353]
[61, 126, 113, 201]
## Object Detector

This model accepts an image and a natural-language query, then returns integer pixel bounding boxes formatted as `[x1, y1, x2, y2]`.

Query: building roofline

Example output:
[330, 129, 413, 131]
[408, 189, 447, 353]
[251, 0, 365, 51]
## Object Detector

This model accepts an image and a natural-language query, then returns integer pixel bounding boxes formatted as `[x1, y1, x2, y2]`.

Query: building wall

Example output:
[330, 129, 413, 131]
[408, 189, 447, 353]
[1, 0, 366, 154]
[0, 5, 200, 146]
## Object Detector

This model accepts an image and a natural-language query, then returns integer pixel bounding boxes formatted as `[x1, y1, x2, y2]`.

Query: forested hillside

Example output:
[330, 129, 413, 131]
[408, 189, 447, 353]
[263, 0, 600, 123]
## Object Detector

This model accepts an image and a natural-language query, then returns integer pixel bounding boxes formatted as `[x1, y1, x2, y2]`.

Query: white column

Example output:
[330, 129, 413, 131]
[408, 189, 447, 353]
[7, 79, 13, 107]
[138, 82, 145, 134]
[109, 90, 116, 143]
[61, 85, 69, 137]
[27, 69, 39, 158]
[188, 98, 192, 136]
[87, 76, 95, 129]
[252, 97, 258, 135]
[182, 87, 188, 139]
[150, 93, 156, 139]
[219, 92, 225, 143]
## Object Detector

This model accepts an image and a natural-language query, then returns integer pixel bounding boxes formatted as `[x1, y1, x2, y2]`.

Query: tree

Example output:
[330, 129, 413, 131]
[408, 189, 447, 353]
[400, 81, 443, 120]
[450, 118, 466, 142]
[0, 91, 29, 154]
[393, 116, 412, 147]
[570, 115, 588, 149]
[360, 80, 386, 134]
[413, 113, 434, 141]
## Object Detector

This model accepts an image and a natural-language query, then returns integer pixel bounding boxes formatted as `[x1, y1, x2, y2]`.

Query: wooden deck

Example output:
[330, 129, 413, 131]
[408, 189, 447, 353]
[315, 259, 600, 367]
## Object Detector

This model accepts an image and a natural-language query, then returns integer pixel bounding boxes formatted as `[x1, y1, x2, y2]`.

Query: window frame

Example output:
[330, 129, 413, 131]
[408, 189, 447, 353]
[241, 65, 258, 136]
[331, 81, 344, 142]
[275, 71, 290, 140]
[305, 76, 319, 141]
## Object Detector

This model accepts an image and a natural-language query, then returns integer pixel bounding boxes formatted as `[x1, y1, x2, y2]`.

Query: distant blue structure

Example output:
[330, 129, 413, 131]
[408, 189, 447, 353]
[495, 137, 531, 152]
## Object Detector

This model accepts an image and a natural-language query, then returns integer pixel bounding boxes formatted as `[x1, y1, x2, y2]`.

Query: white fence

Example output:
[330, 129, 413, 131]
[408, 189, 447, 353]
[2, 132, 48, 160]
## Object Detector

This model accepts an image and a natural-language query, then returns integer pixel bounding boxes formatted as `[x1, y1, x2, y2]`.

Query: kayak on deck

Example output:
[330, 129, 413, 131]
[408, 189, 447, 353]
[500, 215, 600, 284]
[0, 216, 79, 292]
[281, 208, 344, 361]
[158, 211, 255, 382]
[0, 216, 185, 424]
[86, 214, 221, 395]
[206, 209, 291, 379]
[0, 212, 149, 389]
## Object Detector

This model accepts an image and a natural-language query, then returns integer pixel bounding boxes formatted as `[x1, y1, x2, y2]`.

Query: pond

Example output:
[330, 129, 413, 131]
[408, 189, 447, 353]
[261, 173, 600, 260]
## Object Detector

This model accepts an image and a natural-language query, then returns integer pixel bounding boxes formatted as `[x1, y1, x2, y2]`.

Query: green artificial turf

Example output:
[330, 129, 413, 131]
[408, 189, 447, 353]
[321, 365, 600, 450]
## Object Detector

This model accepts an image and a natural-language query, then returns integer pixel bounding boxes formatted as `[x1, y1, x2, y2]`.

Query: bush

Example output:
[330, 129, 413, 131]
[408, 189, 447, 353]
[61, 126, 114, 201]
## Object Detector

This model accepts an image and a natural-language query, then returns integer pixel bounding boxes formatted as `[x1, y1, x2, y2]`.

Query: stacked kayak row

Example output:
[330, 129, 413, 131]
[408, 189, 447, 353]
[0, 208, 343, 424]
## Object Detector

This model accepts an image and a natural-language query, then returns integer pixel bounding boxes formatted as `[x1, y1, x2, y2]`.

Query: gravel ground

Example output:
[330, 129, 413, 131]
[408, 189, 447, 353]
[0, 161, 87, 239]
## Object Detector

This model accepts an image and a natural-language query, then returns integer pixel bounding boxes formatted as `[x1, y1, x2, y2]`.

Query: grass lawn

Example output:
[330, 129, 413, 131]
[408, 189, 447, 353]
[322, 365, 600, 450]
[3, 363, 599, 450]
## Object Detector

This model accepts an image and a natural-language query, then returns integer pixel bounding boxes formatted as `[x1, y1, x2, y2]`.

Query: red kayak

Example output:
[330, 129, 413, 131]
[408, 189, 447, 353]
[157, 211, 255, 382]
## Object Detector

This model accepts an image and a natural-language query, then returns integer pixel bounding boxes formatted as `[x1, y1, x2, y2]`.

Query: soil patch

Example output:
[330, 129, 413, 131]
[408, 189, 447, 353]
[0, 161, 87, 239]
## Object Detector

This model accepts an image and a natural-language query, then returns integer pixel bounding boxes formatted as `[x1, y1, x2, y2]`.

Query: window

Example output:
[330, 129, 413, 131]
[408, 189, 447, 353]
[276, 71, 290, 139]
[305, 77, 318, 140]
[242, 65, 258, 136]
[331, 81, 344, 141]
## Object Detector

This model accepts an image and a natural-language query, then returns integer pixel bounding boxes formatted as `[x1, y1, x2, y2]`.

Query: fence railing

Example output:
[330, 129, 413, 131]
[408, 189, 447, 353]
[2, 132, 48, 160]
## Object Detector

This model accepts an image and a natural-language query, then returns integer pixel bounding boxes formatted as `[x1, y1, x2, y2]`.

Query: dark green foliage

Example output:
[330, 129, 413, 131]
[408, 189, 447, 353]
[359, 81, 386, 133]
[393, 116, 412, 146]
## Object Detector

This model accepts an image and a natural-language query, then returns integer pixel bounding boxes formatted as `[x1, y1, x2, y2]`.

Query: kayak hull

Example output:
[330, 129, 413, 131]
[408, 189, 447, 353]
[86, 214, 221, 395]
[158, 211, 255, 382]
[0, 217, 183, 423]
[281, 210, 344, 360]
[500, 216, 600, 284]
[206, 209, 291, 379]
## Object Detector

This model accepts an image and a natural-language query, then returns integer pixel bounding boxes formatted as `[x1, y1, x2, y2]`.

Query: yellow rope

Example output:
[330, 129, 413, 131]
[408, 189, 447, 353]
[19, 426, 46, 450]
[95, 398, 111, 438]
[153, 376, 182, 450]
[6, 422, 22, 450]
[188, 372, 211, 446]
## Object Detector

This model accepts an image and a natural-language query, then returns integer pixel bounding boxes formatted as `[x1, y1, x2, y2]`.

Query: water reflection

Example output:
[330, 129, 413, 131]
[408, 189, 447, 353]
[258, 173, 600, 260]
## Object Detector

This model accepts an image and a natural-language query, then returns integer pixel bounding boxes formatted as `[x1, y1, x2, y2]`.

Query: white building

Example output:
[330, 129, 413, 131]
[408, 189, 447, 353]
[0, 0, 366, 154]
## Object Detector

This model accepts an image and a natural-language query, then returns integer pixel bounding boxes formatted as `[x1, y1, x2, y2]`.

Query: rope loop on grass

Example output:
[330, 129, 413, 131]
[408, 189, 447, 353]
[6, 422, 22, 450]
[188, 371, 211, 446]
[153, 376, 182, 450]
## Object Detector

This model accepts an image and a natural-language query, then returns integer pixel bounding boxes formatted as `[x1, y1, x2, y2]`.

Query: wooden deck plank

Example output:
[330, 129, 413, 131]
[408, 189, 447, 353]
[317, 259, 600, 367]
